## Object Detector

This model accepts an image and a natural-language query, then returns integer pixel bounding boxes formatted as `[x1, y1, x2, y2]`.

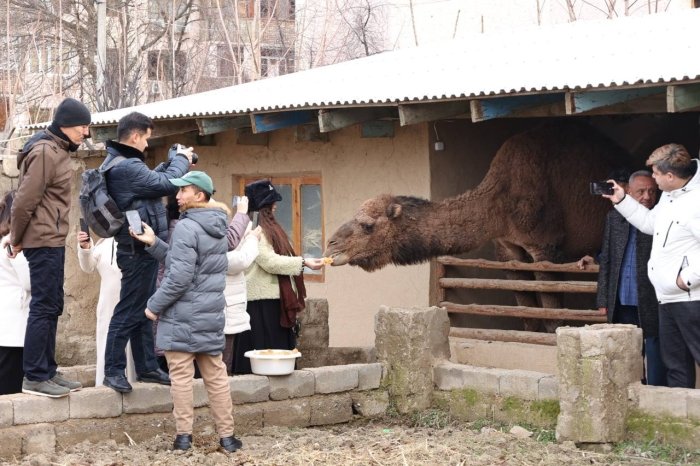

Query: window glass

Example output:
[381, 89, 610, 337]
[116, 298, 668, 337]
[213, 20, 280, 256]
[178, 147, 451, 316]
[274, 184, 293, 239]
[301, 184, 322, 274]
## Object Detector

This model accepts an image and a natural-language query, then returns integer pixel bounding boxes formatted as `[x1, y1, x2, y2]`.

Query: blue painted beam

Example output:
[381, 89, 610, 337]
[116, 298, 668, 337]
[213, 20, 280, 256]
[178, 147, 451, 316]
[566, 87, 664, 114]
[470, 93, 564, 122]
[251, 111, 316, 134]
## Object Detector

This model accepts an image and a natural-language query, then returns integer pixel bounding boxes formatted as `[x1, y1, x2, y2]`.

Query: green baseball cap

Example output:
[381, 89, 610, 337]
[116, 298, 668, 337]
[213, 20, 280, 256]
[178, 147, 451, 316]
[169, 171, 215, 195]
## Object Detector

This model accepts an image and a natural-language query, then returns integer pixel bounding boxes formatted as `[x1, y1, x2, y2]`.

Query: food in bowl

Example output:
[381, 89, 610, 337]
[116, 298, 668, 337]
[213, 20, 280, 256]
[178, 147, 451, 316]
[244, 349, 302, 375]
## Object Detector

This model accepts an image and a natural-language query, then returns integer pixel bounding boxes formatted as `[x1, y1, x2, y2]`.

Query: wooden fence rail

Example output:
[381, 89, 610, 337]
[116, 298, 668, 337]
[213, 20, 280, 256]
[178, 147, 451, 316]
[436, 255, 606, 346]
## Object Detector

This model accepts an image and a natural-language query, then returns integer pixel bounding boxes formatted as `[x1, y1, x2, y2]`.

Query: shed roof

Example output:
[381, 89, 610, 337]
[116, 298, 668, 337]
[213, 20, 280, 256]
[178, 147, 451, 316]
[80, 8, 700, 128]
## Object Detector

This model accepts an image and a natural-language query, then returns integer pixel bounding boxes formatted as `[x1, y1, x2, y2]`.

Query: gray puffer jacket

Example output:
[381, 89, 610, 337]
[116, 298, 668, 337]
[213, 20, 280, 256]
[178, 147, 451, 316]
[146, 200, 232, 354]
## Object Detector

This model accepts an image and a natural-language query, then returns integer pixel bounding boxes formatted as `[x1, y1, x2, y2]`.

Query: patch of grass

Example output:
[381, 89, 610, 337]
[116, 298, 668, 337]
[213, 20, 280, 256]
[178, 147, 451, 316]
[409, 409, 453, 429]
[614, 439, 700, 464]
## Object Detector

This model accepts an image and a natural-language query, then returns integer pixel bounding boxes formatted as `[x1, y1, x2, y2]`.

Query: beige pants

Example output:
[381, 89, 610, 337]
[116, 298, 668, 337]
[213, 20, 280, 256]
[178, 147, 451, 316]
[165, 351, 234, 437]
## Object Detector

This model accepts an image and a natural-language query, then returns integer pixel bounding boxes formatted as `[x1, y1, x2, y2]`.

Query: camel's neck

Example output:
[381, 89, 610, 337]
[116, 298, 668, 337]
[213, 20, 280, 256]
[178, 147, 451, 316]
[416, 187, 503, 256]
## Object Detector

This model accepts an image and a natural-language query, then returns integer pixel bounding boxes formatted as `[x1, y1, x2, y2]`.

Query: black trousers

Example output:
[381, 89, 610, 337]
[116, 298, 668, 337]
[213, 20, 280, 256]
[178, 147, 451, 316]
[232, 299, 295, 375]
[23, 247, 64, 382]
[659, 301, 700, 388]
[0, 346, 24, 394]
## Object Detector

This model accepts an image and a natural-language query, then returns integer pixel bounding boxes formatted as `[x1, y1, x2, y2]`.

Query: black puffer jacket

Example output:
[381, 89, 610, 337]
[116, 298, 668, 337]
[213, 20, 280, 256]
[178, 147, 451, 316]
[103, 140, 189, 250]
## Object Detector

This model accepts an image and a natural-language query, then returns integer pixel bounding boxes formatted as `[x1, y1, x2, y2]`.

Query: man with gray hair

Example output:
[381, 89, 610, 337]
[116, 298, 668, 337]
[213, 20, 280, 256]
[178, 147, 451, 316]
[606, 144, 700, 388]
[591, 170, 666, 386]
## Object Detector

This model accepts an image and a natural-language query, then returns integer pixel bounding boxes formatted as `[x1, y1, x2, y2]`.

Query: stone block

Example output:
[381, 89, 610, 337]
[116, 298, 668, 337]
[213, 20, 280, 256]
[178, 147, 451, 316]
[105, 412, 173, 444]
[498, 369, 542, 401]
[233, 403, 264, 433]
[230, 374, 270, 404]
[268, 371, 315, 400]
[0, 399, 13, 427]
[309, 393, 353, 426]
[298, 324, 329, 349]
[307, 365, 358, 393]
[58, 365, 96, 388]
[0, 425, 23, 459]
[638, 386, 688, 418]
[262, 399, 311, 427]
[2, 154, 19, 178]
[193, 378, 209, 408]
[302, 299, 329, 326]
[326, 347, 377, 365]
[296, 348, 329, 368]
[123, 383, 172, 414]
[22, 423, 56, 455]
[355, 363, 383, 390]
[351, 390, 389, 417]
[434, 363, 501, 394]
[538, 375, 559, 400]
[434, 362, 467, 390]
[687, 389, 700, 421]
[54, 419, 116, 449]
[70, 386, 122, 418]
[13, 393, 69, 425]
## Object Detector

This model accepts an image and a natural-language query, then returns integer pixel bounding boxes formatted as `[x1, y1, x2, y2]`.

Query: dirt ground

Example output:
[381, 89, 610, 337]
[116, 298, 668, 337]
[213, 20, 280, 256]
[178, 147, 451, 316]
[3, 415, 697, 466]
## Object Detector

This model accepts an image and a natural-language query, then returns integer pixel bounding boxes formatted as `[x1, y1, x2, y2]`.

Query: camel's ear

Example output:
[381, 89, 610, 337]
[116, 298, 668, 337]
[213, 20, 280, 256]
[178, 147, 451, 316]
[386, 203, 402, 219]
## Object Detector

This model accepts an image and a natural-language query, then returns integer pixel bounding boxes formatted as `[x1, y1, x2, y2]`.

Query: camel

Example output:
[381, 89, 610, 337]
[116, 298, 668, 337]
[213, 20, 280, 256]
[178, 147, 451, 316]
[323, 123, 629, 330]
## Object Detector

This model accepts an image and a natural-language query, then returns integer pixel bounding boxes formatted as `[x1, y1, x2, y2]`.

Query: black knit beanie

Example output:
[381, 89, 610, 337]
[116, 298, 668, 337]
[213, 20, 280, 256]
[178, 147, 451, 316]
[52, 98, 91, 127]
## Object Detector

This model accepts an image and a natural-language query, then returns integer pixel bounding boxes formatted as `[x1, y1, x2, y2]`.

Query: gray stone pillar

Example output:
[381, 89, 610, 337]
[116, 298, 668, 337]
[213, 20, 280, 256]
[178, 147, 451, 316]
[375, 306, 450, 413]
[556, 323, 643, 444]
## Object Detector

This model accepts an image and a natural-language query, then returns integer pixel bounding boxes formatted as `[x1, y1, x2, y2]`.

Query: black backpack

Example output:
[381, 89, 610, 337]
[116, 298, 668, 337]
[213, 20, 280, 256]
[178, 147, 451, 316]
[79, 156, 126, 238]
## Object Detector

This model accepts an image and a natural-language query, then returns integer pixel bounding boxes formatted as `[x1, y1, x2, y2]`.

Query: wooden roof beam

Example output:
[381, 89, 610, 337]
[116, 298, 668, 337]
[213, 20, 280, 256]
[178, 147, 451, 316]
[398, 101, 470, 126]
[318, 107, 396, 133]
[565, 87, 665, 115]
[667, 84, 700, 113]
[470, 93, 565, 122]
[250, 110, 315, 134]
[196, 116, 250, 135]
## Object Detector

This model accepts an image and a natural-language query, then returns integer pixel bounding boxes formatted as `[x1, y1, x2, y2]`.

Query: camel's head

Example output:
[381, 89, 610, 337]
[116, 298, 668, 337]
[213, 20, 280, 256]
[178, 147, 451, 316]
[324, 194, 429, 272]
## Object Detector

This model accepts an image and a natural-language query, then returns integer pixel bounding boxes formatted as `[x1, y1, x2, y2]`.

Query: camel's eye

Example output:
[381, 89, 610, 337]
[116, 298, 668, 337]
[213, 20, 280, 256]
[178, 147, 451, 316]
[360, 222, 374, 234]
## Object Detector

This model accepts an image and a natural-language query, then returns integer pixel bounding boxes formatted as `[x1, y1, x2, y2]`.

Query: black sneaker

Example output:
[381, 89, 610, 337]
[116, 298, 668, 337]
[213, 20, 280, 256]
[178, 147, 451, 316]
[22, 378, 70, 398]
[173, 434, 192, 451]
[51, 372, 82, 391]
[219, 435, 242, 452]
[137, 368, 171, 385]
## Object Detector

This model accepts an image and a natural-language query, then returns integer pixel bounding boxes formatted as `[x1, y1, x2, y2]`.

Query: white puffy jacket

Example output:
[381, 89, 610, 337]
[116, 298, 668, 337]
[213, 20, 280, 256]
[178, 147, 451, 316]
[224, 232, 259, 334]
[615, 159, 700, 303]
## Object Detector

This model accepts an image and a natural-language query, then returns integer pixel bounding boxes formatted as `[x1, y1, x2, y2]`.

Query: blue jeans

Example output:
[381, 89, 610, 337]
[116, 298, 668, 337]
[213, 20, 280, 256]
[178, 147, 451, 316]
[644, 336, 667, 386]
[23, 247, 64, 382]
[104, 251, 160, 377]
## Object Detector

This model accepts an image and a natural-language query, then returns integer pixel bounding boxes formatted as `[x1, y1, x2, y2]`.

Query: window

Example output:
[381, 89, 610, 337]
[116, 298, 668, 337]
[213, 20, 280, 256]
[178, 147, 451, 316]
[237, 175, 324, 282]
[148, 50, 186, 81]
[260, 47, 294, 77]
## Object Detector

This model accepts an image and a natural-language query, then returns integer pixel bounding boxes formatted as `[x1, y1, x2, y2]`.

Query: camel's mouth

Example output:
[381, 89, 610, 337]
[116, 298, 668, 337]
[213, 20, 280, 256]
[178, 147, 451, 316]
[326, 252, 349, 267]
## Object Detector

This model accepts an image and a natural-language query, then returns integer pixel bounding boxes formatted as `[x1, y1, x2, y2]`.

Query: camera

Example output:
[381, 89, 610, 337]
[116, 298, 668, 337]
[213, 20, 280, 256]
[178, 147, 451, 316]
[168, 144, 198, 164]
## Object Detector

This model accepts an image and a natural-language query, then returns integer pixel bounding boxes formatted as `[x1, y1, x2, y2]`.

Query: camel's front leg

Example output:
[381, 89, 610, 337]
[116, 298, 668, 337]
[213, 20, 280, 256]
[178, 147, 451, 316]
[494, 240, 542, 332]
[525, 245, 564, 333]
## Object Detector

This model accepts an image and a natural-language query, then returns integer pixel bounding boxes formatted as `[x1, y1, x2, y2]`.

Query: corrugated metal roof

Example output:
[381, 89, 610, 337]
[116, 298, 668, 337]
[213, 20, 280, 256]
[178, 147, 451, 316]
[53, 9, 700, 127]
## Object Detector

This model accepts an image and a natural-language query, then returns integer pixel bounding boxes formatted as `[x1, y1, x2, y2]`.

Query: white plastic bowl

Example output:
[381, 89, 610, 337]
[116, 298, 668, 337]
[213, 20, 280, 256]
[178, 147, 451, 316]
[244, 349, 302, 376]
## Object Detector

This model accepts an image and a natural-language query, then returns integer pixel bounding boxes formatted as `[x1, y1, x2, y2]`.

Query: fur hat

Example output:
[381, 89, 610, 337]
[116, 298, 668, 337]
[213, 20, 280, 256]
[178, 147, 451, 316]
[52, 98, 91, 127]
[245, 179, 282, 211]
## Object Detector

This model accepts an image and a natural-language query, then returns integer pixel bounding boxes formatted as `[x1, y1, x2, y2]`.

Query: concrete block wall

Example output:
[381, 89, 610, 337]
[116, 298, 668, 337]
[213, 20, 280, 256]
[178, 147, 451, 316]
[0, 363, 387, 459]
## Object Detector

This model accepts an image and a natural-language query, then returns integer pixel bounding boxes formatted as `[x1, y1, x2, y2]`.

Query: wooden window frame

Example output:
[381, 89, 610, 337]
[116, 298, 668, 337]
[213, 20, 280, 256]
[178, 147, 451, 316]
[237, 174, 324, 283]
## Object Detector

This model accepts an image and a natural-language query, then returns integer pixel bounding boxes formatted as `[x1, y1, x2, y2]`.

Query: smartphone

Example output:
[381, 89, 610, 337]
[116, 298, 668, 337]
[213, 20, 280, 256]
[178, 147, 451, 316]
[251, 211, 259, 228]
[232, 195, 241, 208]
[5, 243, 12, 256]
[79, 218, 89, 234]
[589, 181, 614, 195]
[125, 210, 143, 235]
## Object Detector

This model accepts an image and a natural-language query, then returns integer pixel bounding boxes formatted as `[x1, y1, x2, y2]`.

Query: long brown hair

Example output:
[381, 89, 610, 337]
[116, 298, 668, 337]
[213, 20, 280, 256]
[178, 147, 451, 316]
[0, 190, 15, 237]
[258, 204, 296, 256]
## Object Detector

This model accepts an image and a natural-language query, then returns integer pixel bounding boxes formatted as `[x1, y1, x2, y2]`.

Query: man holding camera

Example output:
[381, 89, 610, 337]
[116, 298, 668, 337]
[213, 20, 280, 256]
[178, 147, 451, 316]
[606, 144, 700, 388]
[102, 111, 193, 393]
[592, 170, 666, 386]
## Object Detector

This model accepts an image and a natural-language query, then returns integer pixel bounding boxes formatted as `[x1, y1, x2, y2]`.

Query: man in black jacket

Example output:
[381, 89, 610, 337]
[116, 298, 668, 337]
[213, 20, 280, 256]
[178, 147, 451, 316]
[102, 112, 192, 393]
[583, 170, 666, 386]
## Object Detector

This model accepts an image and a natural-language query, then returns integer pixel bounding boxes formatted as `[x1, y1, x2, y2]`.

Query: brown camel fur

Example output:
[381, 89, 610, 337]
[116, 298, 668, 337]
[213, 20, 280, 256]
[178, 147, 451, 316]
[325, 123, 627, 272]
[323, 123, 628, 330]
